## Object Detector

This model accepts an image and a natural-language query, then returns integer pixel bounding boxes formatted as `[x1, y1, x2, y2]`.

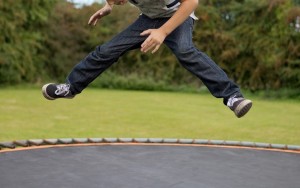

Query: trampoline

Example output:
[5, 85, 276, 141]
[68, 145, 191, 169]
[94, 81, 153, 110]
[1, 138, 300, 188]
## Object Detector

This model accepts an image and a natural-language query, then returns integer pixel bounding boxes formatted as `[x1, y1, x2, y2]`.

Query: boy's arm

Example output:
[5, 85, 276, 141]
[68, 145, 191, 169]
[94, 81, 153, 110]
[88, 2, 114, 26]
[88, 1, 128, 25]
[141, 0, 199, 53]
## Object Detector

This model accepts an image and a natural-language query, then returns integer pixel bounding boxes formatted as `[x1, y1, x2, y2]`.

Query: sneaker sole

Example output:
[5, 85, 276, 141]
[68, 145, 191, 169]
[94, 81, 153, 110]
[234, 99, 252, 118]
[42, 83, 56, 100]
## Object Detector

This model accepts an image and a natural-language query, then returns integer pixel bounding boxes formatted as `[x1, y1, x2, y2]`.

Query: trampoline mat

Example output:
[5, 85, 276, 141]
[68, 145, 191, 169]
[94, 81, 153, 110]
[0, 144, 299, 188]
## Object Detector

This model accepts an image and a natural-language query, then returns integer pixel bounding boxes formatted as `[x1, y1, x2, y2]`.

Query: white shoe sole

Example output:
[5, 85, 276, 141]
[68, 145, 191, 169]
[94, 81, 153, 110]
[42, 83, 56, 100]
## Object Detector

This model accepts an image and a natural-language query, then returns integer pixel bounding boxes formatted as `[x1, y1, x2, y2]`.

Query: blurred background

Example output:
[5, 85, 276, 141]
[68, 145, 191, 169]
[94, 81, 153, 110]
[0, 0, 299, 98]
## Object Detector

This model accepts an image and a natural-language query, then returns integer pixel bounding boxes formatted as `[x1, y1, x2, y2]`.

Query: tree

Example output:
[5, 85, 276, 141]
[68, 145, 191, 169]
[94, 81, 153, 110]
[194, 0, 300, 90]
[0, 0, 56, 84]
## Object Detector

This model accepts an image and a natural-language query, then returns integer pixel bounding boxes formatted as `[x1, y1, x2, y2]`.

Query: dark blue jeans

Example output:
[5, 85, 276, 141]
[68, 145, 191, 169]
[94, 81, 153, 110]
[67, 15, 242, 104]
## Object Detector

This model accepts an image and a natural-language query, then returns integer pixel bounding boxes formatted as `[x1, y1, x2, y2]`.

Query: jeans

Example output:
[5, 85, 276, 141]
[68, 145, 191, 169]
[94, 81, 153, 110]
[67, 15, 242, 105]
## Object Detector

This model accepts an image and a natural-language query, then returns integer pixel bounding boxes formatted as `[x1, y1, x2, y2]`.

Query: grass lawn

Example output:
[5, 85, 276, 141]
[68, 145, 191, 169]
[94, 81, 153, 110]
[0, 88, 300, 145]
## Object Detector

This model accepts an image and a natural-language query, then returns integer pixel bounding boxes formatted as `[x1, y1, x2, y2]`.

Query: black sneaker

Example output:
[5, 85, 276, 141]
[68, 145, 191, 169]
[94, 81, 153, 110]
[42, 83, 75, 100]
[227, 95, 252, 118]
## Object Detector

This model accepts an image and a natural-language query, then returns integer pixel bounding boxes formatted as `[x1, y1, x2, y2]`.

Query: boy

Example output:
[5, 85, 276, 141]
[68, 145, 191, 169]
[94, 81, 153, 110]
[42, 0, 252, 118]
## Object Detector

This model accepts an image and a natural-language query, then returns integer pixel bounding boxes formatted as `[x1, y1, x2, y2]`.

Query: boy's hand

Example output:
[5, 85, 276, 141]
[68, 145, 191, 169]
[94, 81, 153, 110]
[140, 29, 167, 54]
[88, 4, 112, 26]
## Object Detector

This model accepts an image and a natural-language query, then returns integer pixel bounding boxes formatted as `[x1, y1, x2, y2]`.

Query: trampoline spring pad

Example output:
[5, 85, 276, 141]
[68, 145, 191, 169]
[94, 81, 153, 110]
[0, 138, 300, 153]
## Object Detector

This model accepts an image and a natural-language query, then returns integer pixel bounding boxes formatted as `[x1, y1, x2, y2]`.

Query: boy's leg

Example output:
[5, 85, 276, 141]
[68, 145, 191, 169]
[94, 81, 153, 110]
[163, 17, 252, 117]
[66, 15, 154, 94]
[43, 15, 153, 99]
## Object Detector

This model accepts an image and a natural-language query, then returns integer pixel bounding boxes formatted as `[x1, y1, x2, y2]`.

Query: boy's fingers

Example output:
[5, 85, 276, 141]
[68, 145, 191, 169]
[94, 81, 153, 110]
[141, 37, 152, 48]
[88, 17, 93, 25]
[141, 37, 162, 53]
[88, 12, 103, 25]
[93, 20, 98, 26]
[89, 19, 96, 26]
[151, 45, 160, 54]
[140, 29, 152, 36]
[88, 15, 96, 25]
[141, 40, 156, 53]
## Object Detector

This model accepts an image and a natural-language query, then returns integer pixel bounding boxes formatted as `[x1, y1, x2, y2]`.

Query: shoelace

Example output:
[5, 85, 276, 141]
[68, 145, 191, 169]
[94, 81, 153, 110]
[54, 84, 70, 96]
[227, 95, 239, 107]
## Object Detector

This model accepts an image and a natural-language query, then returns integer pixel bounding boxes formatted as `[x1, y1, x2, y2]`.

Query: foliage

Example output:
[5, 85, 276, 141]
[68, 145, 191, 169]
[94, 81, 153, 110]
[0, 0, 299, 94]
[41, 1, 91, 81]
[195, 0, 300, 90]
[0, 0, 57, 84]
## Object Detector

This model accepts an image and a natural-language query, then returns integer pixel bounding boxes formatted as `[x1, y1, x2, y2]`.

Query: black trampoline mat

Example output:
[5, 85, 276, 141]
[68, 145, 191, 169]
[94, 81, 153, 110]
[0, 144, 300, 188]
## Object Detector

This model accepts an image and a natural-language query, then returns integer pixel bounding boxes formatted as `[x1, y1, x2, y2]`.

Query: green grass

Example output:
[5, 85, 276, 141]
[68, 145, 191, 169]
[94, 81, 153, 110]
[0, 88, 300, 145]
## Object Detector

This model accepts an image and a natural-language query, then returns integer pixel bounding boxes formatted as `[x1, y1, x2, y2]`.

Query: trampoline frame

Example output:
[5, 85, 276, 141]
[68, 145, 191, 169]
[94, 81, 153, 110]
[1, 138, 300, 154]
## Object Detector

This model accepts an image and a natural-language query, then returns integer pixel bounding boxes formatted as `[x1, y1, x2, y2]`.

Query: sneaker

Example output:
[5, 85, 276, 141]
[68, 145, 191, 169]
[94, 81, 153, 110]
[42, 83, 75, 100]
[227, 95, 252, 118]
